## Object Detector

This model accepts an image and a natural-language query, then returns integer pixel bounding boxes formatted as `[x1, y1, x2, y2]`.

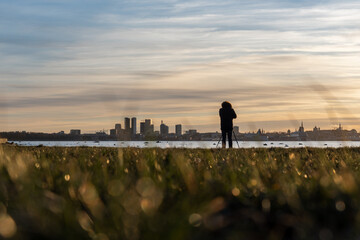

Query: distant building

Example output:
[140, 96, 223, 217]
[256, 129, 264, 135]
[299, 121, 304, 133]
[184, 129, 200, 140]
[131, 117, 137, 135]
[160, 120, 169, 135]
[140, 122, 145, 134]
[147, 119, 154, 134]
[175, 124, 182, 136]
[298, 122, 307, 140]
[96, 130, 107, 135]
[188, 129, 197, 135]
[70, 129, 81, 135]
[115, 124, 122, 135]
[124, 118, 131, 132]
[140, 119, 154, 135]
[110, 129, 116, 136]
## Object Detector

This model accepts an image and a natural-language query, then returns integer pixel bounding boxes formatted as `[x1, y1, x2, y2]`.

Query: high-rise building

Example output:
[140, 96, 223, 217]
[160, 120, 169, 135]
[124, 118, 131, 132]
[175, 124, 182, 136]
[145, 119, 151, 127]
[140, 122, 145, 135]
[145, 119, 153, 134]
[140, 119, 154, 135]
[131, 117, 137, 135]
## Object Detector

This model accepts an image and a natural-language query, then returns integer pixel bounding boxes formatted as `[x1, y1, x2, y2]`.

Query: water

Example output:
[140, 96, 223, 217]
[11, 141, 360, 148]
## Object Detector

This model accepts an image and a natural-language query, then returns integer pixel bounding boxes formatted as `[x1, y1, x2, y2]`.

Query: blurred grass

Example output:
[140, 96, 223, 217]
[1, 145, 360, 239]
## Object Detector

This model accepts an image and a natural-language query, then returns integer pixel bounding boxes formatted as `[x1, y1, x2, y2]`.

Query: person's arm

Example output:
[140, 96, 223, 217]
[219, 109, 222, 118]
[232, 109, 237, 119]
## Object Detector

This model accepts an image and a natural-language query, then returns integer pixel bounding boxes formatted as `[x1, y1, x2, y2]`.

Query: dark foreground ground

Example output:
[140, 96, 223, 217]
[1, 145, 360, 239]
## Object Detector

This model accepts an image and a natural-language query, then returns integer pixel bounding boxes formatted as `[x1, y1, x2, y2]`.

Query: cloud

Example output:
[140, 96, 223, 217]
[1, 0, 360, 132]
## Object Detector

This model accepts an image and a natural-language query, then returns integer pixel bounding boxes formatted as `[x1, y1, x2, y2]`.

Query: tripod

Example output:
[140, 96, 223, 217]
[216, 130, 240, 148]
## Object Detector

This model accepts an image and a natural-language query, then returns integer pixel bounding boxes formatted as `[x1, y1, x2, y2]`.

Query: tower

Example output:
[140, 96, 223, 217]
[140, 122, 145, 134]
[175, 124, 182, 136]
[160, 120, 169, 135]
[299, 121, 304, 133]
[131, 117, 137, 135]
[124, 117, 130, 132]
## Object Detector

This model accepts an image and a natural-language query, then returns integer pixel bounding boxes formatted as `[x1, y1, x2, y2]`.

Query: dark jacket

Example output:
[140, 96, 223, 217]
[219, 107, 237, 131]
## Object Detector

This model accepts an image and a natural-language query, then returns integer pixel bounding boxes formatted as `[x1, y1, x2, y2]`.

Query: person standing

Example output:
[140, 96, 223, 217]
[219, 101, 237, 148]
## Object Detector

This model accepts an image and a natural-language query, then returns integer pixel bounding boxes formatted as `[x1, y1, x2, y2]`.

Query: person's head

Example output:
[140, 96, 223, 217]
[221, 101, 232, 109]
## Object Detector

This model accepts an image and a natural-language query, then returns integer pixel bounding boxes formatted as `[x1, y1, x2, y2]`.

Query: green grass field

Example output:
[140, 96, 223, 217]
[1, 145, 360, 239]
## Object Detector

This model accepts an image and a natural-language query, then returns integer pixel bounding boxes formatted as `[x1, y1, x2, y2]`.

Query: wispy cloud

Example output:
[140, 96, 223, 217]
[1, 0, 360, 132]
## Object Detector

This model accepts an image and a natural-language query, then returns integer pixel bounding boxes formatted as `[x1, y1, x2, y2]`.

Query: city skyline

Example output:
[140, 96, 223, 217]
[1, 1, 360, 132]
[2, 119, 358, 142]
[1, 114, 359, 134]
[3, 117, 354, 136]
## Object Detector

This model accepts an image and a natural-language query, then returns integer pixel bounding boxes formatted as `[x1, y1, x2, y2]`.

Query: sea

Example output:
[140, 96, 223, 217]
[11, 141, 360, 148]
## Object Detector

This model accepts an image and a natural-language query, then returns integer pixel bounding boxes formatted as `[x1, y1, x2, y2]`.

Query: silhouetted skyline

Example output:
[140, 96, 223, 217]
[1, 121, 359, 142]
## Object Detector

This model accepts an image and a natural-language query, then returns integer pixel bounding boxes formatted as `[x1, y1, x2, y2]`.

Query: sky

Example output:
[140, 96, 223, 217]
[1, 0, 360, 133]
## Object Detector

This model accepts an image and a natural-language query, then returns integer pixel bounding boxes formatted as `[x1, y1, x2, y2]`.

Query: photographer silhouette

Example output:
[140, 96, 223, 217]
[219, 101, 237, 148]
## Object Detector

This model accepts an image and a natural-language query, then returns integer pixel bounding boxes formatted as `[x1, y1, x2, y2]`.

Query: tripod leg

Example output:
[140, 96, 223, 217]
[216, 136, 222, 148]
[233, 131, 240, 148]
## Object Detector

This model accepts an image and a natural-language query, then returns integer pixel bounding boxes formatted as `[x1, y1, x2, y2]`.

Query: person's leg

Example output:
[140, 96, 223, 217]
[222, 131, 226, 148]
[228, 130, 233, 148]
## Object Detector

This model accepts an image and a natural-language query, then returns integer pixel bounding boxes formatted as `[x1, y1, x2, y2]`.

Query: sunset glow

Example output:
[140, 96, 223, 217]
[1, 1, 360, 133]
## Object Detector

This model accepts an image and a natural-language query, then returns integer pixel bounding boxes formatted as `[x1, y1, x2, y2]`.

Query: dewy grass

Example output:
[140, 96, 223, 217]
[1, 145, 360, 239]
